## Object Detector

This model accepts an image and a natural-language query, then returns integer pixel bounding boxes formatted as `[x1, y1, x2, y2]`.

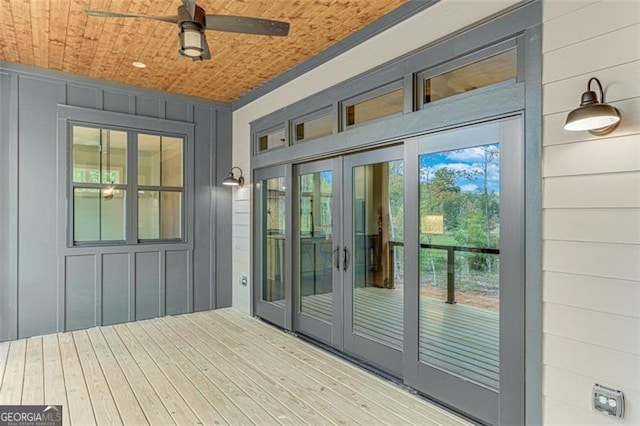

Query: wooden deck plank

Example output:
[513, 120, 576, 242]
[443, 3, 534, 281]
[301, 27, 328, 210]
[150, 316, 281, 424]
[0, 309, 470, 426]
[162, 315, 308, 425]
[0, 342, 9, 387]
[84, 328, 148, 425]
[21, 337, 44, 405]
[42, 335, 70, 426]
[216, 309, 466, 426]
[136, 320, 253, 425]
[72, 330, 122, 425]
[220, 309, 468, 425]
[0, 339, 26, 404]
[99, 327, 174, 425]
[57, 332, 96, 425]
[124, 321, 229, 425]
[187, 312, 352, 426]
[112, 323, 202, 425]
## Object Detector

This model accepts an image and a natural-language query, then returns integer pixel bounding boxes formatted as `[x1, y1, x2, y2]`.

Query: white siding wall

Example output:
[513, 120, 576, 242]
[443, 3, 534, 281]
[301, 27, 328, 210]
[542, 1, 640, 423]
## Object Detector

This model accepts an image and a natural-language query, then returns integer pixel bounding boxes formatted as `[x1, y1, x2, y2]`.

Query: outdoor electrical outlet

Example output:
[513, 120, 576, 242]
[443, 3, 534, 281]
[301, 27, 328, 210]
[593, 384, 624, 418]
[241, 275, 248, 286]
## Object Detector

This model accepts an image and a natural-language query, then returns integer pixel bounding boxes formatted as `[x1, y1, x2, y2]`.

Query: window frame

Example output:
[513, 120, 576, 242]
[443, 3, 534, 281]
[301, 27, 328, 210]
[61, 107, 194, 249]
[254, 123, 287, 155]
[340, 79, 404, 131]
[291, 106, 334, 145]
[415, 38, 518, 110]
[135, 131, 187, 244]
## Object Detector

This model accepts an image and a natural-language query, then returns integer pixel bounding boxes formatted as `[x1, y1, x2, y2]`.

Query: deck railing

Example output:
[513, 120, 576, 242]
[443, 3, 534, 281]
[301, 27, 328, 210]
[389, 241, 499, 304]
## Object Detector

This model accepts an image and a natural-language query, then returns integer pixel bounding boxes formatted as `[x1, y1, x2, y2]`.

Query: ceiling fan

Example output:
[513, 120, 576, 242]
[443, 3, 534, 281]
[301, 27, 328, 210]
[85, 0, 290, 61]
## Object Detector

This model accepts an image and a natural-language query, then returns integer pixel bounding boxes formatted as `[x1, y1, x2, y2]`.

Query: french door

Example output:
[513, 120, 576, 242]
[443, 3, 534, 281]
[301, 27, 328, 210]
[293, 145, 405, 376]
[255, 116, 524, 424]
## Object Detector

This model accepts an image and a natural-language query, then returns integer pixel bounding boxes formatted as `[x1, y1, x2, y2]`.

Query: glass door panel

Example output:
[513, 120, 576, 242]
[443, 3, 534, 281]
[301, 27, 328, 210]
[343, 145, 405, 377]
[294, 158, 342, 346]
[299, 170, 334, 321]
[406, 117, 523, 425]
[352, 160, 404, 349]
[263, 176, 287, 306]
[419, 144, 500, 390]
[254, 165, 289, 328]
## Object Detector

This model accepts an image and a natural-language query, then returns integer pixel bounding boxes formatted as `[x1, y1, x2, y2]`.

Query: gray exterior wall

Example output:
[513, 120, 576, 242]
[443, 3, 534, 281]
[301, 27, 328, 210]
[0, 63, 233, 341]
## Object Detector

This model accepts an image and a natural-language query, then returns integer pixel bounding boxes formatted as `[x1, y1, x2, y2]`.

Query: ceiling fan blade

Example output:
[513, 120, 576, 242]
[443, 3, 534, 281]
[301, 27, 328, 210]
[182, 0, 197, 20]
[85, 10, 178, 23]
[205, 15, 290, 36]
[201, 35, 212, 60]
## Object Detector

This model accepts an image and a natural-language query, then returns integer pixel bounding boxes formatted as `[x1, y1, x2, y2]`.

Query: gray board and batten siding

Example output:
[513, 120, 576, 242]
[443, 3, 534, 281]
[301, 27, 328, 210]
[0, 62, 233, 341]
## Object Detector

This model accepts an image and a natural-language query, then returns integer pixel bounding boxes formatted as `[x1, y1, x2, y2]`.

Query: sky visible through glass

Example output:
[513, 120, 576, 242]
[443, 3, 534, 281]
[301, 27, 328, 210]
[419, 143, 500, 193]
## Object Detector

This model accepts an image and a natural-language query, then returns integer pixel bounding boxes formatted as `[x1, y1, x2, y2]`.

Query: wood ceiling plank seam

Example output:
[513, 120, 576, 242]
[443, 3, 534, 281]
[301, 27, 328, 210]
[88, 0, 130, 80]
[48, 0, 71, 70]
[0, 0, 20, 61]
[76, 0, 112, 77]
[133, 1, 205, 93]
[29, 0, 50, 68]
[96, 0, 135, 81]
[9, 0, 35, 65]
[62, 0, 92, 73]
[102, 0, 147, 81]
[109, 0, 156, 83]
[119, 0, 177, 84]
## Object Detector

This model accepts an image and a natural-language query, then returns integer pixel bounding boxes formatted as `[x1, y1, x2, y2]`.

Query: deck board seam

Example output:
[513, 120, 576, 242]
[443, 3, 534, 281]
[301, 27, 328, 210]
[213, 310, 461, 425]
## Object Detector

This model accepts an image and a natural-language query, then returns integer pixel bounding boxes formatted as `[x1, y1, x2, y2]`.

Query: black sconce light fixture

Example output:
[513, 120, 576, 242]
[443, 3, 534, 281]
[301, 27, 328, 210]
[223, 166, 245, 187]
[564, 77, 621, 136]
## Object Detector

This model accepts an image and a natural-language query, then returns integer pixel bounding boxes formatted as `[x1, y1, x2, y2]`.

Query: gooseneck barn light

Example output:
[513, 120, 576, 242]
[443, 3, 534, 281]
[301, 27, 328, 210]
[223, 167, 245, 187]
[564, 77, 621, 136]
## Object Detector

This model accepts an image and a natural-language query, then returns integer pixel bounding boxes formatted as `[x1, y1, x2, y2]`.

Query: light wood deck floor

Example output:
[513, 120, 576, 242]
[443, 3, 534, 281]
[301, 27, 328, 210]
[0, 308, 470, 425]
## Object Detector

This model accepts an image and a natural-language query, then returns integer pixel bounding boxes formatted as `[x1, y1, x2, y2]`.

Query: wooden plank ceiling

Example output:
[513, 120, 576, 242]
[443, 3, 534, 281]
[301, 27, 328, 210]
[0, 0, 408, 102]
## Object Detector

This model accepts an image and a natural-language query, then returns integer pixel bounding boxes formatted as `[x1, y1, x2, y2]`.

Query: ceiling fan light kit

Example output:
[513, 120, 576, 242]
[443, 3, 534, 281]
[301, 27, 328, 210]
[85, 0, 290, 62]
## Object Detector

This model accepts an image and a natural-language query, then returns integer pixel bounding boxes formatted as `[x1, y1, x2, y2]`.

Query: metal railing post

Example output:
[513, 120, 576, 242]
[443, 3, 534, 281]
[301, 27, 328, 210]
[446, 247, 456, 304]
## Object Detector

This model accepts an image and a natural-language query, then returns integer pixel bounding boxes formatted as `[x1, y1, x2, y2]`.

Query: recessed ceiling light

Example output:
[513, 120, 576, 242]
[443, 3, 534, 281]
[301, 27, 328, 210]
[132, 61, 147, 68]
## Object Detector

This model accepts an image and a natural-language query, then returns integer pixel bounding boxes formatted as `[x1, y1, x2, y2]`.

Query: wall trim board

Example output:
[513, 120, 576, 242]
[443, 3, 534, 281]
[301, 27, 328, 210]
[232, 0, 439, 110]
[0, 73, 20, 341]
[0, 61, 232, 112]
[523, 20, 543, 426]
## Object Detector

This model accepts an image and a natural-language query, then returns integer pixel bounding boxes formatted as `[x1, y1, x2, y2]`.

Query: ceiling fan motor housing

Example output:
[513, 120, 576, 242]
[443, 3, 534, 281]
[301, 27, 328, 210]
[178, 5, 207, 59]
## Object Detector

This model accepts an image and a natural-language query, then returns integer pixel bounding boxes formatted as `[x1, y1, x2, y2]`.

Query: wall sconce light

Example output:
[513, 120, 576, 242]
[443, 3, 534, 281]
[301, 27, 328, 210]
[564, 77, 621, 136]
[223, 167, 245, 187]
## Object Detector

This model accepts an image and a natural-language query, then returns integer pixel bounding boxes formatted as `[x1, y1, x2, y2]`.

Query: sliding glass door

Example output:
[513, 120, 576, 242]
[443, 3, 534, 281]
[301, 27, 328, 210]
[404, 117, 523, 425]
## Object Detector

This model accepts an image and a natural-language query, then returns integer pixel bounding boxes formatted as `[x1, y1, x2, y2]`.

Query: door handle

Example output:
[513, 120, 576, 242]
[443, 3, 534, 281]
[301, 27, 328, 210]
[333, 246, 340, 270]
[343, 247, 348, 272]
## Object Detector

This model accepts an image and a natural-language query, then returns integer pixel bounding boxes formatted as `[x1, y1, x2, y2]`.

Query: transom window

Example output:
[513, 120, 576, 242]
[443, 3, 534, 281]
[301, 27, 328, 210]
[70, 124, 185, 245]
